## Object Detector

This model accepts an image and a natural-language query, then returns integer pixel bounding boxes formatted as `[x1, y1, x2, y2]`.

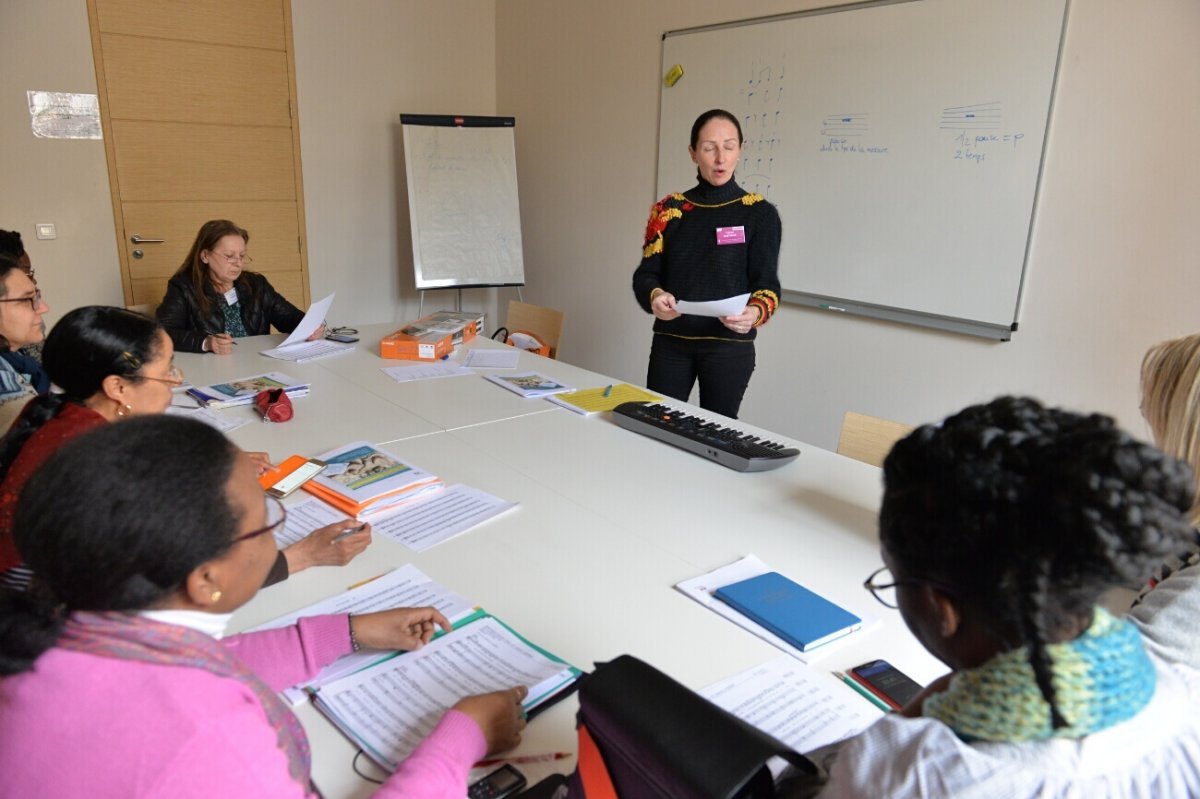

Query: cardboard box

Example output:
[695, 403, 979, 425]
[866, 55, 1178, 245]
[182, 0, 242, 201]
[379, 328, 454, 361]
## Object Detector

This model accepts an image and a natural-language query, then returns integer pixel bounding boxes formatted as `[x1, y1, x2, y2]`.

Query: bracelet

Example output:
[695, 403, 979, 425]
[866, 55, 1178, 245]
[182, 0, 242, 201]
[349, 617, 361, 652]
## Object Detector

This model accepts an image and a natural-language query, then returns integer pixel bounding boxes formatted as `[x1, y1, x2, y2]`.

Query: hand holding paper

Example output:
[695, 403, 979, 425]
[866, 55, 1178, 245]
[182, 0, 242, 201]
[675, 292, 751, 317]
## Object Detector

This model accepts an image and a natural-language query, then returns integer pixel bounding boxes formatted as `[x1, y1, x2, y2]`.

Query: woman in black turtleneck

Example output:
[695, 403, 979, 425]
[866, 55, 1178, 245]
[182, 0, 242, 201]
[632, 109, 781, 419]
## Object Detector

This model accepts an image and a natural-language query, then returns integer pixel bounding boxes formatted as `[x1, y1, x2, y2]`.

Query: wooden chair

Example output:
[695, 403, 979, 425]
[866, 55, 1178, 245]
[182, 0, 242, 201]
[505, 300, 564, 359]
[837, 411, 914, 468]
[126, 302, 159, 318]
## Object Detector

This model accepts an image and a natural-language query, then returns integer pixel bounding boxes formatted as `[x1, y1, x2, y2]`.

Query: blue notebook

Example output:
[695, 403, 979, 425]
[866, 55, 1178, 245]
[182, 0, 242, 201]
[714, 572, 862, 652]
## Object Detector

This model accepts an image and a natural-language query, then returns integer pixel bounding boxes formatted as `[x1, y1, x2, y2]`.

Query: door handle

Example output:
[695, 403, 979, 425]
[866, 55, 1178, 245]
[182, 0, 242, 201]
[130, 234, 165, 244]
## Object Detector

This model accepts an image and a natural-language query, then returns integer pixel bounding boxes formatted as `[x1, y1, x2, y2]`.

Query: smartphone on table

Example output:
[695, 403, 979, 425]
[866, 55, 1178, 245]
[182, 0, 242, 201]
[266, 458, 327, 499]
[468, 764, 527, 798]
[848, 659, 923, 711]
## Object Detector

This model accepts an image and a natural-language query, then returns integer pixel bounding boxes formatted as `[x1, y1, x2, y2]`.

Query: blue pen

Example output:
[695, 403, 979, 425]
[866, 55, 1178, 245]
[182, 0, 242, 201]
[602, 384, 613, 397]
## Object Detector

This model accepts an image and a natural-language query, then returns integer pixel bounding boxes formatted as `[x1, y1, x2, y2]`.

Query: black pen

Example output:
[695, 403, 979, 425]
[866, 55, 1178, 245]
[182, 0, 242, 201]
[206, 329, 239, 346]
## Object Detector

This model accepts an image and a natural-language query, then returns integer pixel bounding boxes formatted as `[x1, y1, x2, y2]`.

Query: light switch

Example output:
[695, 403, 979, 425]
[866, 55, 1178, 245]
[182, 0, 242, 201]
[35, 223, 56, 240]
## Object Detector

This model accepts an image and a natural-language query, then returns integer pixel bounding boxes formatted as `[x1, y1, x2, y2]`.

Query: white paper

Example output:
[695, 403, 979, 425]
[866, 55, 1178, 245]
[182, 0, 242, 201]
[701, 656, 883, 773]
[260, 339, 355, 363]
[463, 348, 520, 369]
[369, 484, 517, 552]
[314, 617, 576, 769]
[674, 292, 751, 317]
[277, 292, 336, 348]
[249, 564, 476, 703]
[273, 496, 352, 547]
[676, 554, 877, 663]
[164, 404, 250, 433]
[381, 362, 475, 383]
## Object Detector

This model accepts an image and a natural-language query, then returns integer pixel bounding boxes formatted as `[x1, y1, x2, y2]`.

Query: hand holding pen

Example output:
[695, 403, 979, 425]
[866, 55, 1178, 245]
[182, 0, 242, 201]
[205, 330, 237, 355]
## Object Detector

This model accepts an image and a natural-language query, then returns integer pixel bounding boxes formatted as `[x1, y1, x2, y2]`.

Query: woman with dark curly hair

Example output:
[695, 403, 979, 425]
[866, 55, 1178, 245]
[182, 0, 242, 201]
[813, 397, 1200, 798]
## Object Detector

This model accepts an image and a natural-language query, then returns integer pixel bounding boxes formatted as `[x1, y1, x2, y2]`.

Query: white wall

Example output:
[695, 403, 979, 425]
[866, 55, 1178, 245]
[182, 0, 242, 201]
[497, 0, 1200, 450]
[291, 1, 499, 328]
[0, 0, 125, 324]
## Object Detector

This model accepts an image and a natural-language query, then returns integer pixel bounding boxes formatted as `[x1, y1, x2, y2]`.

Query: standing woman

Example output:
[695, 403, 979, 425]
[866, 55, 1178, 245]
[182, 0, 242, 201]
[632, 109, 781, 419]
[157, 219, 325, 354]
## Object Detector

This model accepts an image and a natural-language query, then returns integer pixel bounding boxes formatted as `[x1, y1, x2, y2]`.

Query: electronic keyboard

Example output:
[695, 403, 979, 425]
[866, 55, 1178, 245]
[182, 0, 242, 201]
[611, 402, 800, 472]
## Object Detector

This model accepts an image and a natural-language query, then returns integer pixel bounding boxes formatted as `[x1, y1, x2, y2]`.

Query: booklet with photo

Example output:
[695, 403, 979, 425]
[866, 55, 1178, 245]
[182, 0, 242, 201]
[303, 441, 443, 519]
[186, 371, 310, 408]
[484, 371, 573, 398]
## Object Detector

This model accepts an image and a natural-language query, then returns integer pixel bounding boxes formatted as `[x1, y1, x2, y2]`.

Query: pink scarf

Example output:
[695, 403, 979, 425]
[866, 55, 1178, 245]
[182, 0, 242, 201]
[58, 611, 312, 790]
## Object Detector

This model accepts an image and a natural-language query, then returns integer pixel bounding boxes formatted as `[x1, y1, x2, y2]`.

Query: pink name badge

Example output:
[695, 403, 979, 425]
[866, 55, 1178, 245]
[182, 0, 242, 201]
[715, 226, 746, 245]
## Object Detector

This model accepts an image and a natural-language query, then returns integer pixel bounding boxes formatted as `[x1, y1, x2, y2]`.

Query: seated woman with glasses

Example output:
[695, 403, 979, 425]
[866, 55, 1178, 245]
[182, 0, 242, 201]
[0, 307, 368, 592]
[0, 229, 43, 365]
[0, 254, 50, 434]
[0, 415, 528, 796]
[813, 397, 1200, 798]
[157, 219, 325, 354]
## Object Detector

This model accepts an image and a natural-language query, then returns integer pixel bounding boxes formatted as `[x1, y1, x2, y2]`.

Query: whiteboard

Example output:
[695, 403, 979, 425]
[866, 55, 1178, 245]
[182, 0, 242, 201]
[401, 116, 526, 289]
[658, 0, 1069, 339]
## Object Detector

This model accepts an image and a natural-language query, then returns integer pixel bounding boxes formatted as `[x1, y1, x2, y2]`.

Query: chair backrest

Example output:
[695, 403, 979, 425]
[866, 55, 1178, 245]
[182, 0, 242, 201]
[837, 411, 914, 468]
[506, 300, 564, 359]
[126, 302, 159, 319]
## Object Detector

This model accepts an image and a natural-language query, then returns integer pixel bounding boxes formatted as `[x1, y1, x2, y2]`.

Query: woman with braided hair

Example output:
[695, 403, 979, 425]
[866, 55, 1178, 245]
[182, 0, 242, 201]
[814, 396, 1200, 798]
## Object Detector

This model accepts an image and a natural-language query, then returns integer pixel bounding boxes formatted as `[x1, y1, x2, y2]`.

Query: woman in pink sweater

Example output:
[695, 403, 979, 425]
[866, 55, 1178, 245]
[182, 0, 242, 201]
[0, 415, 527, 797]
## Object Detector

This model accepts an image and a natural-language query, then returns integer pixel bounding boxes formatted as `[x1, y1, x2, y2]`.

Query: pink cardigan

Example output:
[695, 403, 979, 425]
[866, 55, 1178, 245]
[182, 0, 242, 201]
[0, 613, 487, 797]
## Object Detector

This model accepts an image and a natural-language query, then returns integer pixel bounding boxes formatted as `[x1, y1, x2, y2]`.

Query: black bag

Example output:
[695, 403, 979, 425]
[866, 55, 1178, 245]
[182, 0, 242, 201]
[561, 655, 815, 799]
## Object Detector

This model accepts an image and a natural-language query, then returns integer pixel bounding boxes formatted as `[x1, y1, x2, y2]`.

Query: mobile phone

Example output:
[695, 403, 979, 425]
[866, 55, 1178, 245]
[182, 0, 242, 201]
[849, 659, 923, 710]
[468, 764, 527, 799]
[326, 333, 359, 343]
[266, 458, 327, 499]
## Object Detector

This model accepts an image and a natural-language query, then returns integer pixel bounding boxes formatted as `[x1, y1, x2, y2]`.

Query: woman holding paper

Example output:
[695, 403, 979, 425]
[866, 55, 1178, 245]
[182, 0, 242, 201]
[0, 415, 528, 797]
[811, 397, 1200, 797]
[632, 109, 781, 419]
[157, 219, 325, 354]
[0, 307, 367, 592]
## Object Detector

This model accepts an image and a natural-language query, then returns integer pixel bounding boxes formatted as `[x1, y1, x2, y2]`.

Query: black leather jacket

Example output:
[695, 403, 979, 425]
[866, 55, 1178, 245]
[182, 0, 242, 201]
[157, 272, 305, 353]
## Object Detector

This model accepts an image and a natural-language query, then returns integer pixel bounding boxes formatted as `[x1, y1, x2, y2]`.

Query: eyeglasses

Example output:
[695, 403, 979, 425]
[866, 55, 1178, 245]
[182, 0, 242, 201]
[863, 565, 955, 609]
[214, 252, 253, 265]
[232, 494, 287, 544]
[133, 362, 184, 383]
[0, 289, 44, 312]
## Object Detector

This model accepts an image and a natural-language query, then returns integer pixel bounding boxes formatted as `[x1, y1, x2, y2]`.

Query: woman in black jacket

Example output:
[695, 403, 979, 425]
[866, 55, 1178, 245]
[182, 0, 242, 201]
[157, 219, 324, 354]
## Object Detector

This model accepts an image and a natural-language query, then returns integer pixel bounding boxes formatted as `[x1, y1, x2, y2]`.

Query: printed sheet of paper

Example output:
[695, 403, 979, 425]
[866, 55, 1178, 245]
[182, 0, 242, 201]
[381, 362, 475, 383]
[276, 292, 335, 348]
[675, 292, 750, 317]
[701, 656, 883, 774]
[249, 564, 475, 703]
[676, 554, 877, 663]
[370, 484, 517, 552]
[165, 404, 250, 434]
[463, 348, 520, 369]
[315, 616, 577, 770]
[272, 496, 352, 548]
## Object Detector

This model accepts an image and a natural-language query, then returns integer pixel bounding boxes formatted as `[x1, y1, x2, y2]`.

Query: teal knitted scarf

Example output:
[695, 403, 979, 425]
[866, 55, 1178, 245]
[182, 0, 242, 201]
[924, 608, 1155, 743]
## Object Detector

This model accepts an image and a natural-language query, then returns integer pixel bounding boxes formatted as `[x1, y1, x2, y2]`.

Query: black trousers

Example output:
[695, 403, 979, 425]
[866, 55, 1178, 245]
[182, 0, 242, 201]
[646, 334, 756, 419]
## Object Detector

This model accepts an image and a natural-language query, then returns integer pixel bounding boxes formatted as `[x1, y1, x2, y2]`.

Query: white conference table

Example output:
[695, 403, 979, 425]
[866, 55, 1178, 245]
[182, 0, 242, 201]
[176, 326, 944, 798]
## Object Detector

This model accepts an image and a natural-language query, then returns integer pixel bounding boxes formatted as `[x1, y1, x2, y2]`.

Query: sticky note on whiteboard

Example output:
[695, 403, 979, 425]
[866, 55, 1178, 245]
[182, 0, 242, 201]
[664, 64, 684, 87]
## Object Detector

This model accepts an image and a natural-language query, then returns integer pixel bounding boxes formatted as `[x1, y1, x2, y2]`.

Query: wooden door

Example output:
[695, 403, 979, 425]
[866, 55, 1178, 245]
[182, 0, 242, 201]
[87, 0, 310, 309]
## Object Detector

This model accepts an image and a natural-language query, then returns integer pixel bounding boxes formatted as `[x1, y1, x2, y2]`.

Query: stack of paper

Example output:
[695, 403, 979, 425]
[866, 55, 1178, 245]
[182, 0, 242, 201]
[303, 441, 443, 520]
[546, 383, 661, 415]
[186, 371, 309, 408]
[260, 292, 355, 362]
[484, 371, 573, 398]
[313, 615, 581, 771]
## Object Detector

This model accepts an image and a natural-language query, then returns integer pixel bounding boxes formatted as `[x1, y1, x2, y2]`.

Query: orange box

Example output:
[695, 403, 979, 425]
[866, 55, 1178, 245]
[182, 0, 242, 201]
[380, 328, 454, 360]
